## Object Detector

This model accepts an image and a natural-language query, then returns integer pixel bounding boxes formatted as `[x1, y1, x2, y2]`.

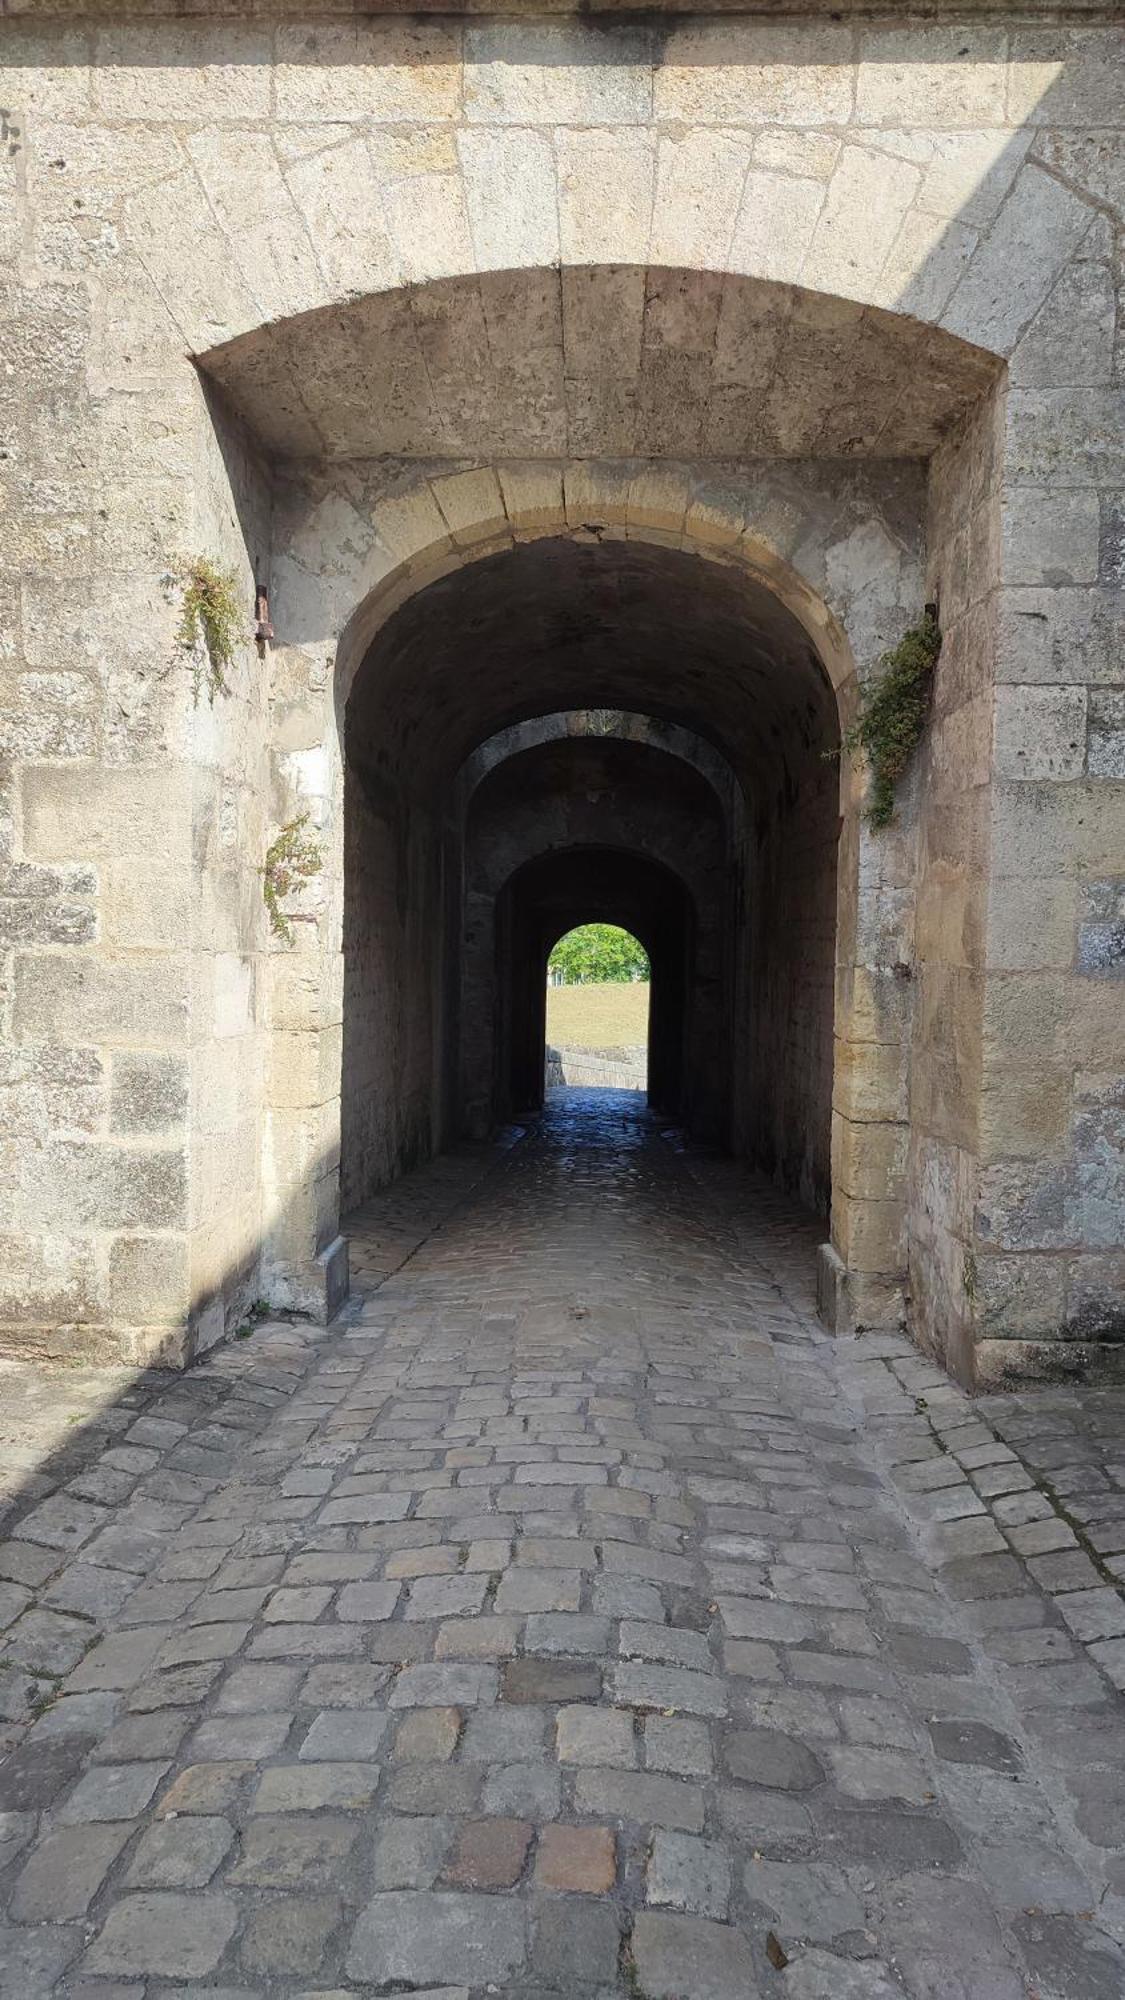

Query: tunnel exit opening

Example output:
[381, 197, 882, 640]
[544, 924, 650, 1103]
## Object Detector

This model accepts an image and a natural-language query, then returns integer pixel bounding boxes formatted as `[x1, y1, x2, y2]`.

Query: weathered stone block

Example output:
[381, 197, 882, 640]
[109, 1051, 188, 1135]
[994, 685, 1087, 782]
[12, 954, 188, 1048]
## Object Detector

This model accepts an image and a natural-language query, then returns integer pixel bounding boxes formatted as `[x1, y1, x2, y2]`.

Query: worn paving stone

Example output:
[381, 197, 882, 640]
[646, 1830, 731, 1917]
[443, 1815, 531, 1889]
[346, 1890, 527, 1987]
[0, 1094, 1119, 1997]
[82, 1892, 238, 1978]
[240, 1894, 342, 1976]
[631, 1910, 759, 2000]
[10, 1825, 130, 1921]
[535, 1821, 616, 1893]
[533, 1897, 621, 1985]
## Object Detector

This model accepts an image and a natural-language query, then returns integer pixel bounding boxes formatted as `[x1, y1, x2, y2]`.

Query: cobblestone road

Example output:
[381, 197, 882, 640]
[1, 1091, 1124, 1997]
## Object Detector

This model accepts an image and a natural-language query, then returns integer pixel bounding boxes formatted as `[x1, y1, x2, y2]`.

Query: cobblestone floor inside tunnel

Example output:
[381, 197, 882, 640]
[2, 1092, 1125, 1998]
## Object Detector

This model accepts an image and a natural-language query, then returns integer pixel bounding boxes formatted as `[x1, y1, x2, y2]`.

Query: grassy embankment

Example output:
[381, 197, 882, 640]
[545, 981, 650, 1050]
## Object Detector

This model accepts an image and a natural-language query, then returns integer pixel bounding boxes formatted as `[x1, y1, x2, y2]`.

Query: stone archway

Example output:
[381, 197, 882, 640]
[313, 523, 858, 1327]
[2, 17, 1117, 1384]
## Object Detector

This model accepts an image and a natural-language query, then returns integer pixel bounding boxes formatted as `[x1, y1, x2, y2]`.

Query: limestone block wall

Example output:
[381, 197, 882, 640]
[0, 7, 1121, 1376]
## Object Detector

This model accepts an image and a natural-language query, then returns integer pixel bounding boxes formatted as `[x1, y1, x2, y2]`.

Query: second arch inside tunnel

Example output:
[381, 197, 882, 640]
[340, 531, 845, 1226]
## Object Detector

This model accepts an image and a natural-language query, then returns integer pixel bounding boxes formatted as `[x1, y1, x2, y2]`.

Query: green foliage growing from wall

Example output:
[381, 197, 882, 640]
[549, 923, 649, 985]
[173, 556, 245, 701]
[840, 608, 942, 829]
[263, 814, 322, 944]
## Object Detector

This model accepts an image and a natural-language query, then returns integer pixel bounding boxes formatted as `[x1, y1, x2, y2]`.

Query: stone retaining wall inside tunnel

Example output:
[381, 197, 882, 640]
[547, 1046, 648, 1092]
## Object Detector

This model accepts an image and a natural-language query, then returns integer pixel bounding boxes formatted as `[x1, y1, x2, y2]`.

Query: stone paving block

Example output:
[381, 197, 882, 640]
[390, 1662, 497, 1707]
[929, 1718, 1022, 1772]
[44, 1565, 138, 1622]
[11, 1825, 130, 1921]
[300, 1706, 391, 1760]
[83, 1892, 238, 1980]
[123, 1814, 233, 1888]
[646, 1830, 732, 1918]
[64, 1629, 166, 1693]
[462, 1705, 547, 1763]
[158, 1762, 252, 1816]
[611, 1661, 727, 1717]
[241, 1895, 341, 1976]
[883, 1870, 1026, 1998]
[250, 1760, 379, 1813]
[1055, 1589, 1125, 1643]
[525, 1612, 609, 1655]
[247, 1622, 364, 1659]
[385, 1761, 481, 1816]
[494, 1569, 582, 1614]
[533, 1895, 621, 1984]
[779, 1948, 904, 1997]
[58, 1762, 168, 1824]
[443, 1816, 531, 1889]
[828, 1745, 932, 1804]
[406, 1574, 489, 1619]
[393, 1706, 462, 1760]
[631, 1910, 759, 2000]
[386, 1545, 460, 1578]
[575, 1768, 705, 1832]
[435, 1613, 521, 1659]
[723, 1725, 825, 1791]
[1027, 1551, 1103, 1595]
[189, 1712, 292, 1760]
[335, 1581, 402, 1621]
[302, 1661, 390, 1706]
[346, 1890, 527, 1987]
[482, 1761, 561, 1817]
[14, 1496, 107, 1554]
[535, 1821, 616, 1892]
[28, 1694, 119, 1743]
[228, 1814, 361, 1887]
[127, 1661, 222, 1711]
[556, 1702, 636, 1766]
[0, 1923, 83, 1996]
[592, 1575, 665, 1620]
[644, 1714, 714, 1776]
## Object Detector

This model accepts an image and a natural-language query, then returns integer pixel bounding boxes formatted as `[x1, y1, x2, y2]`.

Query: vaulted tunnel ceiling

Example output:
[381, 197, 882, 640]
[345, 535, 839, 803]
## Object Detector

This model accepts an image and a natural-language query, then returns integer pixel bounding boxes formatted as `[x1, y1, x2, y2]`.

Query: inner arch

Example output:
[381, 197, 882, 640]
[340, 532, 842, 1219]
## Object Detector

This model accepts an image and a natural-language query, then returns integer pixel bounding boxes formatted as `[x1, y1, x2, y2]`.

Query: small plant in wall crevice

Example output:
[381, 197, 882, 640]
[263, 814, 322, 944]
[170, 555, 245, 702]
[836, 605, 942, 829]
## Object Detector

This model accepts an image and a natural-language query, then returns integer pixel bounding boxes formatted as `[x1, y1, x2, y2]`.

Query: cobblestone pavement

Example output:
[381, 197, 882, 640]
[1, 1090, 1124, 1998]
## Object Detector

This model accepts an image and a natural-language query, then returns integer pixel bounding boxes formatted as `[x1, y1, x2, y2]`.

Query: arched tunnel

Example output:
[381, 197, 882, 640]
[340, 533, 841, 1221]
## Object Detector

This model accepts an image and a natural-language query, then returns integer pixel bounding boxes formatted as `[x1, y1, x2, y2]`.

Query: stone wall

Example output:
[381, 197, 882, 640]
[0, 7, 1121, 1377]
[548, 1046, 648, 1093]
